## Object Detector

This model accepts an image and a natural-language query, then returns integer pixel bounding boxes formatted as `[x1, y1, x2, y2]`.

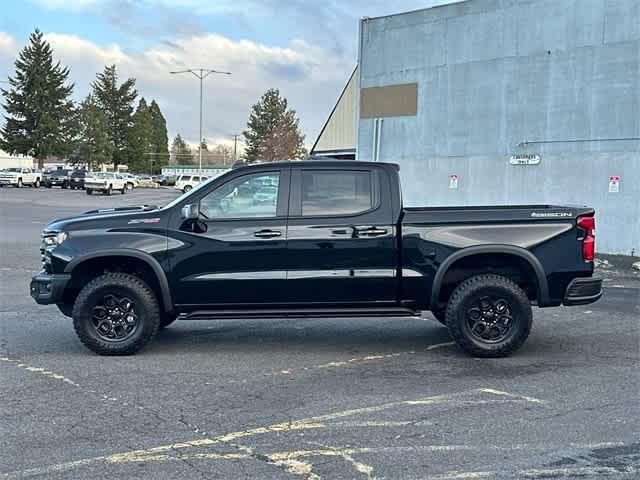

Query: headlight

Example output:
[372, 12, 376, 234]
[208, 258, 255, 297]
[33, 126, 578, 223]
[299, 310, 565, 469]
[44, 232, 67, 246]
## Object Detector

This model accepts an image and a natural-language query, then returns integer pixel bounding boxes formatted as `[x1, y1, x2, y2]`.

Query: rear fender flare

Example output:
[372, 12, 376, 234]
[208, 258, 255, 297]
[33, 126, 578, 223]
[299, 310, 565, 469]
[64, 249, 173, 313]
[429, 245, 550, 308]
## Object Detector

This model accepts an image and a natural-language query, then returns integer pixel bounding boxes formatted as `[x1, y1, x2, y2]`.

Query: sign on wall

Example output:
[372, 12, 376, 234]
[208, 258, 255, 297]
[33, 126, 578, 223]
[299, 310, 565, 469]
[509, 154, 541, 165]
[608, 175, 620, 193]
[449, 174, 459, 189]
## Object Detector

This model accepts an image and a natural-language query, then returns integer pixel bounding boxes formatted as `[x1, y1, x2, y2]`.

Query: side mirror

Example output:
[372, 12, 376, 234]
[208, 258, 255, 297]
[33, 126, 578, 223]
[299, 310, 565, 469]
[181, 203, 199, 220]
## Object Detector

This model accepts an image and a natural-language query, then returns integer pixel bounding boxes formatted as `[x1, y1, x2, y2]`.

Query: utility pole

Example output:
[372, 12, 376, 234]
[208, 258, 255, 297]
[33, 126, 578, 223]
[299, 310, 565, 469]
[231, 134, 241, 162]
[169, 68, 231, 175]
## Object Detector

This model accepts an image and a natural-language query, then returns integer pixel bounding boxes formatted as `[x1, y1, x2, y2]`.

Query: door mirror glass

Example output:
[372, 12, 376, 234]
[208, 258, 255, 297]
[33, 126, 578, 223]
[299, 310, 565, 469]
[181, 203, 199, 219]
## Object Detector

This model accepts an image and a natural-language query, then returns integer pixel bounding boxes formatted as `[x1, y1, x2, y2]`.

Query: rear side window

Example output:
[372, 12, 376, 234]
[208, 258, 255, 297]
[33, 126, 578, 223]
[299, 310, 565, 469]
[301, 170, 373, 216]
[192, 176, 200, 182]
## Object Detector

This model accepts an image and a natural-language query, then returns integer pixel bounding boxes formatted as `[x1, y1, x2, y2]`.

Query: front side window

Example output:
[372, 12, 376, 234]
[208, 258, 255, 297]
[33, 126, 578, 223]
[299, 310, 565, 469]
[200, 172, 280, 219]
[301, 170, 373, 216]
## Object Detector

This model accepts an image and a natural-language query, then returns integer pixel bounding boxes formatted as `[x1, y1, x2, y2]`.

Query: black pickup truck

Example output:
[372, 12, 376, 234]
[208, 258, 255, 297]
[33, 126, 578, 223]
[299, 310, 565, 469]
[31, 161, 602, 357]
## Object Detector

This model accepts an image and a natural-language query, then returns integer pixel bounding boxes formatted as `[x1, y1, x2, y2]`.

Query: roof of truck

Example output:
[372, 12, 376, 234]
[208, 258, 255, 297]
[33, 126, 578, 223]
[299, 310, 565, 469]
[234, 160, 399, 170]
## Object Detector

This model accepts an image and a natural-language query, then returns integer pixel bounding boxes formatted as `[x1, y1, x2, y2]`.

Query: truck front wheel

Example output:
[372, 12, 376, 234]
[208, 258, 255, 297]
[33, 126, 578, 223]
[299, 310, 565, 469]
[72, 273, 161, 355]
[445, 274, 532, 358]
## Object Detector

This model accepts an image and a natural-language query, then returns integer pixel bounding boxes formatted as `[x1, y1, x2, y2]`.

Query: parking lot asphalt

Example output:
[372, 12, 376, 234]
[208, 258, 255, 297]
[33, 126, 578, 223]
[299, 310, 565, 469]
[1, 186, 639, 480]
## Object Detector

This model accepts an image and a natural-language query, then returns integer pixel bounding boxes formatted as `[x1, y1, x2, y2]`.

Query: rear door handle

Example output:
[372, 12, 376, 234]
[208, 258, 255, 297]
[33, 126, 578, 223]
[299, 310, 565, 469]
[254, 229, 281, 238]
[355, 227, 388, 237]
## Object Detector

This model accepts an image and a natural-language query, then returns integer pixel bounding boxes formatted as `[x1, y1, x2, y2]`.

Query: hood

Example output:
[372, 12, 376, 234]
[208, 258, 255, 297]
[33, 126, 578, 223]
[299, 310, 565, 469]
[45, 205, 163, 232]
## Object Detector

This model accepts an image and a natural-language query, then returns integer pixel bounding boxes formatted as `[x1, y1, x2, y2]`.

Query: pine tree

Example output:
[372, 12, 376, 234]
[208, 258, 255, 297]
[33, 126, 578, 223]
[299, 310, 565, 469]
[149, 100, 169, 169]
[128, 98, 153, 172]
[242, 88, 306, 162]
[74, 94, 113, 170]
[91, 64, 137, 169]
[1, 29, 76, 168]
[170, 134, 193, 163]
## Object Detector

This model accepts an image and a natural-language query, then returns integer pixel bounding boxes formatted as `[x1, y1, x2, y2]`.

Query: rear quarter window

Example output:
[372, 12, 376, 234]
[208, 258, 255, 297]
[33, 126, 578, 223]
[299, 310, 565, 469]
[301, 170, 373, 216]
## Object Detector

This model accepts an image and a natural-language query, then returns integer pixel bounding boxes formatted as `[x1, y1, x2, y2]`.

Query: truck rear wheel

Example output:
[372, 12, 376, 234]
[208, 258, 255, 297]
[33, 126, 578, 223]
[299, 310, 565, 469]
[445, 274, 532, 358]
[72, 273, 161, 355]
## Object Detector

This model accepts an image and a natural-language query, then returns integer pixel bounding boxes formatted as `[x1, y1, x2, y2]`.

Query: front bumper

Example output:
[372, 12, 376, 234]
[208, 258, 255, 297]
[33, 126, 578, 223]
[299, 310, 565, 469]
[30, 273, 71, 305]
[563, 277, 603, 306]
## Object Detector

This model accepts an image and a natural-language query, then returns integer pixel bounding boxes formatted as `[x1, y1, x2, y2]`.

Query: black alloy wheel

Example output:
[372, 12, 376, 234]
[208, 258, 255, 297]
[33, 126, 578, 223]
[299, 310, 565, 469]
[90, 294, 139, 342]
[465, 296, 514, 343]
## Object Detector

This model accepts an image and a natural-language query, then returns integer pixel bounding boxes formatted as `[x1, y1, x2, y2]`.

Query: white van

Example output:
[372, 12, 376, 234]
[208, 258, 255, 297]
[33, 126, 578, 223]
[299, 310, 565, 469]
[175, 174, 208, 193]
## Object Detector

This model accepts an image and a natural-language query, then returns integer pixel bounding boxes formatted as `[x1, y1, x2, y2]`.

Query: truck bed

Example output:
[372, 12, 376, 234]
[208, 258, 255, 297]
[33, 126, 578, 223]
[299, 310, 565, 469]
[402, 204, 595, 224]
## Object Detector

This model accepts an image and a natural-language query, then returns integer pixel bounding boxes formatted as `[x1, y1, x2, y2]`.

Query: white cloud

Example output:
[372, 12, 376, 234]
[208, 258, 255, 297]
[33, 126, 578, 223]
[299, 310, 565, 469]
[0, 31, 354, 149]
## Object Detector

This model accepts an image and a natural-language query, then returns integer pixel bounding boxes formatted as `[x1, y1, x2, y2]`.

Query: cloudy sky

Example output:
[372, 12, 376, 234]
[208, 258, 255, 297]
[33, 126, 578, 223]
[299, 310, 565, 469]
[1, 0, 452, 149]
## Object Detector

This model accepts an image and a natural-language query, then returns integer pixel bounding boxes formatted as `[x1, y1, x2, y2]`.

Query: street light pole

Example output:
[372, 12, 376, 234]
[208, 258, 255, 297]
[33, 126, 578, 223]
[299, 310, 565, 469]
[170, 68, 231, 175]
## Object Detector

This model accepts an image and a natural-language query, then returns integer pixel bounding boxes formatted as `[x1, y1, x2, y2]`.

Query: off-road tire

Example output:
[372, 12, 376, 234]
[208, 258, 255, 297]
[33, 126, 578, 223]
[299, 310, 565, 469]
[72, 273, 161, 355]
[160, 313, 179, 329]
[120, 186, 126, 194]
[445, 274, 532, 358]
[105, 185, 112, 195]
[34, 178, 40, 188]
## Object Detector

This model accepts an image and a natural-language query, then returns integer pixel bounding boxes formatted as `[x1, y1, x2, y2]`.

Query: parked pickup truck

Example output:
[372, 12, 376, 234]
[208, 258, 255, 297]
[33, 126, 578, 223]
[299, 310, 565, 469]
[85, 172, 128, 195]
[30, 161, 602, 356]
[0, 167, 41, 187]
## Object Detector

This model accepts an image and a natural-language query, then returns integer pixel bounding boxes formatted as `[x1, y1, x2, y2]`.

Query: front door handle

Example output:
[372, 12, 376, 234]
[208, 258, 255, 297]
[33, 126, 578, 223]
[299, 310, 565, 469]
[254, 229, 281, 238]
[355, 227, 388, 237]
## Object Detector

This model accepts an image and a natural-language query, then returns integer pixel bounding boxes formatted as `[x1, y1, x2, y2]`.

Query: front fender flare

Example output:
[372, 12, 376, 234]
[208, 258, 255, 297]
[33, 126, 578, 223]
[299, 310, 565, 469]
[64, 249, 174, 313]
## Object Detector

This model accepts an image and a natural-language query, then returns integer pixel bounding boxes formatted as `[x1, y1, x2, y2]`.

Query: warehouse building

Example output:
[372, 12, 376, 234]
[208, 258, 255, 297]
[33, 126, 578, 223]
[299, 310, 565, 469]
[313, 0, 639, 254]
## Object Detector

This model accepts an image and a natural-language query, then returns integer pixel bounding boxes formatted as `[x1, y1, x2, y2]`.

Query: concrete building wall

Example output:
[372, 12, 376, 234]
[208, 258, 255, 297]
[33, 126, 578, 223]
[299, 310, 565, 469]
[357, 0, 640, 254]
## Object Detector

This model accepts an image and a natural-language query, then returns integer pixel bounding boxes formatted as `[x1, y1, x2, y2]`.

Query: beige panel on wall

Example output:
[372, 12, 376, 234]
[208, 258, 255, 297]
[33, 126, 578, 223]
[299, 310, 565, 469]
[313, 68, 357, 152]
[360, 83, 418, 118]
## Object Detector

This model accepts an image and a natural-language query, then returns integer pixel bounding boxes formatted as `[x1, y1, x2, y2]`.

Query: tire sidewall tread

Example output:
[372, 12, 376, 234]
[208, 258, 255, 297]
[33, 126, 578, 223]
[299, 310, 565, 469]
[445, 274, 532, 358]
[72, 272, 160, 355]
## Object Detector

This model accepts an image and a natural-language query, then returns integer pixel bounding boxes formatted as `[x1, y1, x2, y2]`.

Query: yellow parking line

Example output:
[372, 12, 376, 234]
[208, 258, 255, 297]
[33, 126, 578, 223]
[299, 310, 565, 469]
[0, 356, 80, 387]
[0, 387, 544, 479]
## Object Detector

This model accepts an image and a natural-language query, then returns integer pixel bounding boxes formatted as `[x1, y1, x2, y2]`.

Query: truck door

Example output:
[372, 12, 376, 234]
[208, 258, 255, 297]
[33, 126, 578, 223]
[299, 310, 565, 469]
[286, 166, 398, 305]
[168, 168, 290, 307]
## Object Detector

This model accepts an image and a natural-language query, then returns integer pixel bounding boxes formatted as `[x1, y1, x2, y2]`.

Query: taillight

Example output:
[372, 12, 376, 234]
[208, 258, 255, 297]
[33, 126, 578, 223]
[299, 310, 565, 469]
[577, 216, 595, 261]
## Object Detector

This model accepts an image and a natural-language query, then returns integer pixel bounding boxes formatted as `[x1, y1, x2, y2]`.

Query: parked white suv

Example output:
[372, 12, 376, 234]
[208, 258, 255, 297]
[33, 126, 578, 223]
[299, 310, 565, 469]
[85, 172, 128, 195]
[0, 167, 42, 188]
[174, 174, 209, 193]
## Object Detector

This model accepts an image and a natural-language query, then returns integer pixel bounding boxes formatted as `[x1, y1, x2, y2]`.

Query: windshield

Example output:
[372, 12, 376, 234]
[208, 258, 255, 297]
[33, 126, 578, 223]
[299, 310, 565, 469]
[5, 168, 21, 172]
